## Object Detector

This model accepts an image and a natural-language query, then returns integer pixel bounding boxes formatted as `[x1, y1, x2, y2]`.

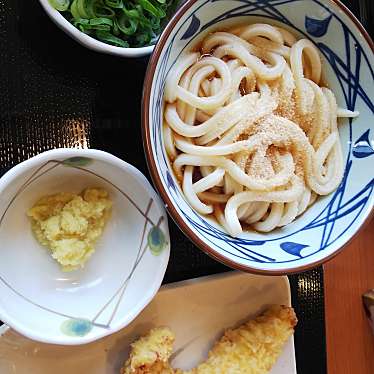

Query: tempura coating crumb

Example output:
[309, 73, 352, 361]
[121, 327, 175, 374]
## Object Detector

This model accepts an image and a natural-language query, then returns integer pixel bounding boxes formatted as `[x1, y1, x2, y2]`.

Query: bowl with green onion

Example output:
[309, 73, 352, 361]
[39, 0, 180, 57]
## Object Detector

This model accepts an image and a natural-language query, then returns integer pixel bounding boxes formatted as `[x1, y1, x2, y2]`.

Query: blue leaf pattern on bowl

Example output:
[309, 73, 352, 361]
[166, 170, 177, 192]
[280, 242, 309, 257]
[181, 14, 200, 40]
[305, 14, 332, 37]
[352, 129, 374, 158]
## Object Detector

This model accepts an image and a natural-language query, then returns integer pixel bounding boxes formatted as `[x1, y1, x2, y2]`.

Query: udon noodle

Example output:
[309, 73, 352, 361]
[163, 23, 359, 237]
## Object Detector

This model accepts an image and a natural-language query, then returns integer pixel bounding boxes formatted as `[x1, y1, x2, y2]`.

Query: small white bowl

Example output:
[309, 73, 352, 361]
[0, 148, 170, 345]
[38, 0, 154, 57]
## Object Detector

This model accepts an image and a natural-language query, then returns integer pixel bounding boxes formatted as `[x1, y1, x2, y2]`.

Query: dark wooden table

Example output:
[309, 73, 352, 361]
[0, 1, 372, 374]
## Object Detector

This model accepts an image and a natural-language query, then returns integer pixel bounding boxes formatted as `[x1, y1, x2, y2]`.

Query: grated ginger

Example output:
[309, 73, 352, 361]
[27, 188, 112, 272]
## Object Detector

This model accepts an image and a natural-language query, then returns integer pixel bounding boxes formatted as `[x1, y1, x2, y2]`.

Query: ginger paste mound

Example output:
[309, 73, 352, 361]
[27, 188, 112, 272]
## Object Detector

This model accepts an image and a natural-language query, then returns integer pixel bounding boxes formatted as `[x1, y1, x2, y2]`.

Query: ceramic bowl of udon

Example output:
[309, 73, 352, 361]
[142, 0, 374, 274]
[0, 148, 170, 344]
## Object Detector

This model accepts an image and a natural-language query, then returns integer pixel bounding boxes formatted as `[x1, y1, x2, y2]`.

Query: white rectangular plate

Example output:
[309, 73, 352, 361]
[0, 271, 296, 373]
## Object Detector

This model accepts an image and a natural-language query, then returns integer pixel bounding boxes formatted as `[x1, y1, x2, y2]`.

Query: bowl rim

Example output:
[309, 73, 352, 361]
[0, 148, 170, 345]
[37, 0, 154, 57]
[142, 0, 374, 275]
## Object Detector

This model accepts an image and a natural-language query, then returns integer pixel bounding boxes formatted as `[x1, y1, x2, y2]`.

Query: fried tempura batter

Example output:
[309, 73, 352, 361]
[121, 327, 175, 374]
[121, 305, 297, 374]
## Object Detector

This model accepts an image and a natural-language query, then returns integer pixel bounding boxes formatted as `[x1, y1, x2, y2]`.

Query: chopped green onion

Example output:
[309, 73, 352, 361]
[51, 0, 178, 48]
[49, 0, 70, 11]
[94, 5, 116, 18]
[116, 14, 138, 35]
[104, 0, 123, 8]
[74, 17, 114, 32]
[76, 0, 96, 18]
[96, 30, 129, 47]
[70, 0, 80, 19]
[137, 0, 165, 18]
[112, 20, 120, 35]
[89, 17, 113, 27]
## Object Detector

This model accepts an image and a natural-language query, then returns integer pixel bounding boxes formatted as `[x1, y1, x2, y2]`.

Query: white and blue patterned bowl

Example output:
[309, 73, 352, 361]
[143, 0, 374, 274]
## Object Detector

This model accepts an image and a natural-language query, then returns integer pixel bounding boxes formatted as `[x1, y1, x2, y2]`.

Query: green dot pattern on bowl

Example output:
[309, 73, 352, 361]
[148, 226, 167, 256]
[62, 157, 93, 167]
[61, 318, 93, 337]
